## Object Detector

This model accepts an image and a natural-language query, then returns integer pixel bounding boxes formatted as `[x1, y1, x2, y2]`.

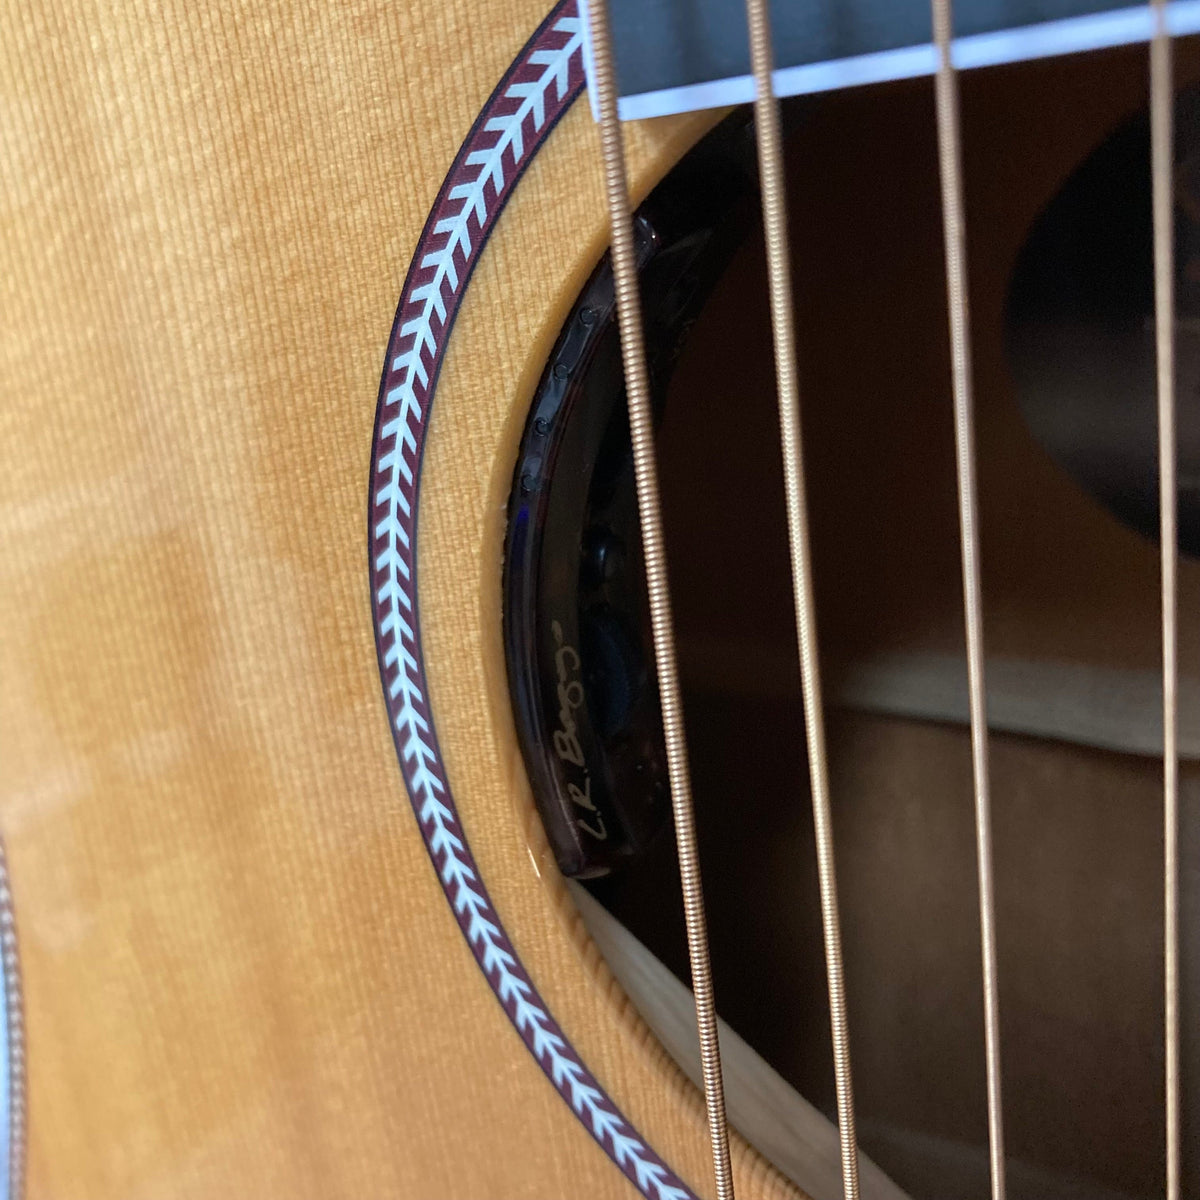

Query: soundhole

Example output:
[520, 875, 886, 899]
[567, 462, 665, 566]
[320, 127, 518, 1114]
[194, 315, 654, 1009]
[1008, 84, 1200, 554]
[505, 44, 1198, 1200]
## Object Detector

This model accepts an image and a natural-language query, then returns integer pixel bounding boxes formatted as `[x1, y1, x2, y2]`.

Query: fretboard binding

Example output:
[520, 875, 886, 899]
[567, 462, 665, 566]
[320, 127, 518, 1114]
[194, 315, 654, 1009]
[582, 0, 1200, 121]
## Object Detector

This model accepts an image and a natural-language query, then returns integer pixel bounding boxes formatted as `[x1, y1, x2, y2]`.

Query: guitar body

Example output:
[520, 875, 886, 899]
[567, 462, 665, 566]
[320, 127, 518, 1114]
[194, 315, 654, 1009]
[0, 1, 763, 1196]
[3, 1, 1194, 1197]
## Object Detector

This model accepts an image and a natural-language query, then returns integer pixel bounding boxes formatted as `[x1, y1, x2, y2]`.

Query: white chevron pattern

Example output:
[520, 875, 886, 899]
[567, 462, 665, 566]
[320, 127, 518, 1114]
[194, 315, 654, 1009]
[370, 11, 696, 1198]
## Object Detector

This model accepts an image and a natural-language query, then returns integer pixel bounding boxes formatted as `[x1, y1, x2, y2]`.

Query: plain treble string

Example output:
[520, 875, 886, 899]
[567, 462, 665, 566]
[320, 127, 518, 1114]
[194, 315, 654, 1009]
[1149, 3, 1180, 1197]
[930, 3, 1008, 1198]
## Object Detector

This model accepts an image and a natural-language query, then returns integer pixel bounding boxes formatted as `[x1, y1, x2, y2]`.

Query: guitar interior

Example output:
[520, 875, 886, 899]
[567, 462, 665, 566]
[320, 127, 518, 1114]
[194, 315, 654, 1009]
[510, 40, 1200, 1200]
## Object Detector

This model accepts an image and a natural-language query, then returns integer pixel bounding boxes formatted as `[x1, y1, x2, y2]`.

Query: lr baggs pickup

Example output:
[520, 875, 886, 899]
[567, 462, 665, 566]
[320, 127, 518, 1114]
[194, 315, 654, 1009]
[504, 115, 758, 877]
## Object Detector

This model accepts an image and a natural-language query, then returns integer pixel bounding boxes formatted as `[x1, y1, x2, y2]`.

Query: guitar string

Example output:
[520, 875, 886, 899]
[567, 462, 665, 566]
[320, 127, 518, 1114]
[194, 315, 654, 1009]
[1149, 4, 1180, 1197]
[929, 3, 1008, 1199]
[741, 1, 861, 1197]
[582, 2, 735, 1195]
[586, 8, 1176, 1200]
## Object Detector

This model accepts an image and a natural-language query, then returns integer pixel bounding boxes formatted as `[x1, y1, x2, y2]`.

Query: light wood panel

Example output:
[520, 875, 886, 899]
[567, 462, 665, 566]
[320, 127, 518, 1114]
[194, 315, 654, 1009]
[0, 1, 792, 1195]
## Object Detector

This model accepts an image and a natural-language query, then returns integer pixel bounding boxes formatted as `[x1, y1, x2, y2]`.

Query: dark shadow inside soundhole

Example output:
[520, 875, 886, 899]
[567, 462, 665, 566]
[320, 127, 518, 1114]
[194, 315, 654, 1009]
[1006, 86, 1200, 557]
[584, 45, 1200, 1200]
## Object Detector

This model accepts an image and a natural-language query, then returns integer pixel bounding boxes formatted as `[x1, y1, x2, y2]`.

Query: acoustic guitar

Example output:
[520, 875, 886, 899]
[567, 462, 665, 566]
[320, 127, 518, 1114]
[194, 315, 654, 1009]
[1, 0, 1195, 1197]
